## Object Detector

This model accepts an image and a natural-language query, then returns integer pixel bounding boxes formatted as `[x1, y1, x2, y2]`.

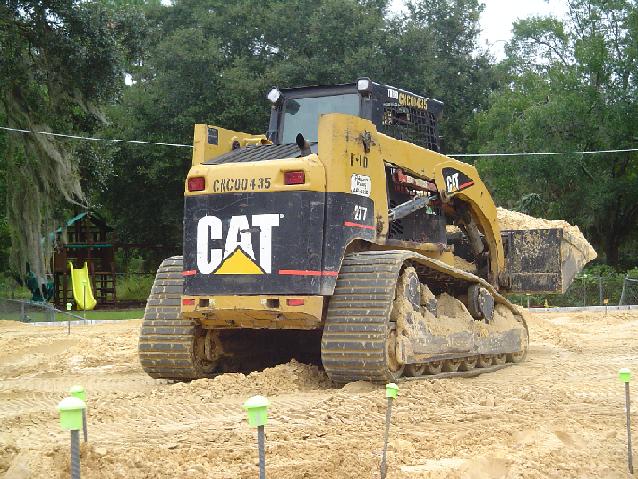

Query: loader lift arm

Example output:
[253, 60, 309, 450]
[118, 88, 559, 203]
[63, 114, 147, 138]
[317, 113, 505, 287]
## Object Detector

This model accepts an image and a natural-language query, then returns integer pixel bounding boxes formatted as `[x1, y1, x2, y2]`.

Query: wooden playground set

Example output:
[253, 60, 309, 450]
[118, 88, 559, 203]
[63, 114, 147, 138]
[51, 212, 116, 309]
[48, 212, 173, 310]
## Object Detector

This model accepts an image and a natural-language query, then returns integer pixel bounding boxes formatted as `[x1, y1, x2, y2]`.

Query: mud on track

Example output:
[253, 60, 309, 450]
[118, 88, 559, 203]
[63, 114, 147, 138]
[1, 311, 637, 478]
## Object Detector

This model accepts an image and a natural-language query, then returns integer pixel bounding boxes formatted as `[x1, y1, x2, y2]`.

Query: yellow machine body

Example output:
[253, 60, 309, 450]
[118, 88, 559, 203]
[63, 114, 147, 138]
[182, 113, 503, 328]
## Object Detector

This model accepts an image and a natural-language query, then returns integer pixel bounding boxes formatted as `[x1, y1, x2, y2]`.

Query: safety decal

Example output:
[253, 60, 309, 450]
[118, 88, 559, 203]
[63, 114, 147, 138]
[196, 214, 280, 274]
[351, 174, 371, 197]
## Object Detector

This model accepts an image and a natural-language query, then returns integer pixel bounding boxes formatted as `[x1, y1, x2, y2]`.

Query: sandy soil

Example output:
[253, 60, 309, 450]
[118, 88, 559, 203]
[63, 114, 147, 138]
[1, 311, 636, 478]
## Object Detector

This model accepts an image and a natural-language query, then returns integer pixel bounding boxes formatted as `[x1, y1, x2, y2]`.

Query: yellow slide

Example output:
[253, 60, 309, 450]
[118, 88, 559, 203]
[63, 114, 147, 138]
[68, 261, 97, 310]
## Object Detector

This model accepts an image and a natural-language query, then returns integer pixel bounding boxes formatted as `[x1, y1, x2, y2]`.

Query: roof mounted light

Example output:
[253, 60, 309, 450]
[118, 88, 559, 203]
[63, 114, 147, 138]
[357, 77, 371, 93]
[267, 87, 282, 105]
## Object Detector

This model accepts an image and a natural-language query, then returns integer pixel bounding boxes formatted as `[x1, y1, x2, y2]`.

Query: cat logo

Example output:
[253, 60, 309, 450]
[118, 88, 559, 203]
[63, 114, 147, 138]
[196, 214, 280, 274]
[442, 167, 474, 194]
[445, 172, 460, 193]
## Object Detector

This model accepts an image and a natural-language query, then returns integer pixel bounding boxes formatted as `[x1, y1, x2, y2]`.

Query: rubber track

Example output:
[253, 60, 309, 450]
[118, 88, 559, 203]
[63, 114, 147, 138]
[321, 252, 404, 384]
[138, 256, 204, 380]
[321, 251, 526, 384]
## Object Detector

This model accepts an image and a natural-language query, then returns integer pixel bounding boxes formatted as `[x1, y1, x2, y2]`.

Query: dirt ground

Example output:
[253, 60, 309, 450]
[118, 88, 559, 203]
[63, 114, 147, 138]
[1, 310, 636, 478]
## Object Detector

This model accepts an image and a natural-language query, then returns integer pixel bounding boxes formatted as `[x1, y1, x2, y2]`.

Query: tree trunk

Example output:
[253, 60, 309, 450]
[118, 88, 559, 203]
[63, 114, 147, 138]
[605, 234, 620, 266]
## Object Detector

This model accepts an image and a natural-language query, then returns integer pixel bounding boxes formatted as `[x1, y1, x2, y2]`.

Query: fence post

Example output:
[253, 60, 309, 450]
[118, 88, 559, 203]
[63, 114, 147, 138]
[83, 284, 87, 323]
[582, 275, 587, 307]
[620, 275, 628, 306]
[598, 276, 603, 306]
[20, 301, 25, 322]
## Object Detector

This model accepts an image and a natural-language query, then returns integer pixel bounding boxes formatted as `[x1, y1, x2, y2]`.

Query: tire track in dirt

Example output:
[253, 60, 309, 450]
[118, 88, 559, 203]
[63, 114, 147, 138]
[1, 312, 638, 478]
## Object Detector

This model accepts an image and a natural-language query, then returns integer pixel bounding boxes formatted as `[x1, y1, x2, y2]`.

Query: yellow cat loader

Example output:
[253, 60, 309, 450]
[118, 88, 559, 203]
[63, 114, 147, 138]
[139, 79, 575, 383]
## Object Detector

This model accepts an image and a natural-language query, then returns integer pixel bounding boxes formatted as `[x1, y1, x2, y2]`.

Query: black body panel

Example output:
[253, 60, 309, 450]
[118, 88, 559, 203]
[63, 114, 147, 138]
[386, 167, 446, 244]
[321, 193, 376, 294]
[183, 192, 325, 295]
[182, 191, 376, 296]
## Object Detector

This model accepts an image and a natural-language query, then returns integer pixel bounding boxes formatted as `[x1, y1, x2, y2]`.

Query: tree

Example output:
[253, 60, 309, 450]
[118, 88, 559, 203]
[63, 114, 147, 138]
[0, 1, 144, 282]
[473, 0, 638, 266]
[382, 0, 495, 153]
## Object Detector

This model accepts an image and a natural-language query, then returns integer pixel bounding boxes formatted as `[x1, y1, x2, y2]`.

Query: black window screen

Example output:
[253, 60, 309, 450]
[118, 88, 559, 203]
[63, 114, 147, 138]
[379, 103, 440, 152]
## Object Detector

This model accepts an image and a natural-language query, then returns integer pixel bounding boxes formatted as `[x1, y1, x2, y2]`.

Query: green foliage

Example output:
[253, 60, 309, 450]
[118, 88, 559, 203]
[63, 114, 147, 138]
[474, 0, 638, 267]
[0, 274, 30, 299]
[116, 275, 154, 301]
[0, 1, 145, 282]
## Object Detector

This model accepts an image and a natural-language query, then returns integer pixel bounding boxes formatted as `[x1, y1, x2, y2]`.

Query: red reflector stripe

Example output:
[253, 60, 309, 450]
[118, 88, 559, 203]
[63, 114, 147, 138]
[278, 269, 338, 277]
[286, 299, 305, 306]
[459, 181, 474, 189]
[182, 298, 195, 306]
[344, 221, 375, 230]
[181, 270, 197, 276]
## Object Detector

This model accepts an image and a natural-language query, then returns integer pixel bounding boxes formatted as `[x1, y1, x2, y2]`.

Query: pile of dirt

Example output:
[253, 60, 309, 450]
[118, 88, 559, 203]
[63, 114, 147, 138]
[170, 360, 333, 400]
[452, 256, 476, 272]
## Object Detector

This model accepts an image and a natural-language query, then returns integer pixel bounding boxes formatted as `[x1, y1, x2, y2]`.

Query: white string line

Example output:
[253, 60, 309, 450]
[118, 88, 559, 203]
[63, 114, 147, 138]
[451, 148, 638, 157]
[2, 125, 637, 156]
[0, 126, 193, 148]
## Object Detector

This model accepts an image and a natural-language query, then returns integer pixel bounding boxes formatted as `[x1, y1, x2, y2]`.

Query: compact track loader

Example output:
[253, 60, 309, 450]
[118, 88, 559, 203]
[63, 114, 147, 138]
[139, 79, 581, 383]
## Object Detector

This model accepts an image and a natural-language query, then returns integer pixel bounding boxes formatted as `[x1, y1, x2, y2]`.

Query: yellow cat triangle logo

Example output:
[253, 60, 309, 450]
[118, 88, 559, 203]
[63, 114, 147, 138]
[213, 247, 265, 275]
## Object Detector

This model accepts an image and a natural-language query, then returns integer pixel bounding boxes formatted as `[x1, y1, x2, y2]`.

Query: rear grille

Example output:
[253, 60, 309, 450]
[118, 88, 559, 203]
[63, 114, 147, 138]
[204, 143, 301, 165]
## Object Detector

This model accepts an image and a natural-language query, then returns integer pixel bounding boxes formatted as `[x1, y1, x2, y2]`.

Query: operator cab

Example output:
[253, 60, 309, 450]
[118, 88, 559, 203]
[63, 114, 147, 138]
[266, 78, 444, 152]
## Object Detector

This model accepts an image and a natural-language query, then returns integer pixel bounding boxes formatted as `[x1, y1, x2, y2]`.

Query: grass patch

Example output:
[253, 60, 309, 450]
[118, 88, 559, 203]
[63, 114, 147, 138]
[0, 307, 145, 322]
[68, 309, 146, 320]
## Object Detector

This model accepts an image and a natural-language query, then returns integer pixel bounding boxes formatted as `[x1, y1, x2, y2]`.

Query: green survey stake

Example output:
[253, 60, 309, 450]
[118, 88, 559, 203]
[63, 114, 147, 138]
[57, 396, 86, 479]
[69, 385, 88, 442]
[243, 395, 269, 479]
[381, 383, 399, 479]
[619, 368, 634, 475]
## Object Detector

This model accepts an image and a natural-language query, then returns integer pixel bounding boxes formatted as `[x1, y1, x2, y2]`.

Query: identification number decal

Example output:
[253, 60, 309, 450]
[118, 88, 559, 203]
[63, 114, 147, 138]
[351, 174, 371, 197]
[353, 205, 368, 221]
[350, 153, 369, 168]
[212, 177, 271, 193]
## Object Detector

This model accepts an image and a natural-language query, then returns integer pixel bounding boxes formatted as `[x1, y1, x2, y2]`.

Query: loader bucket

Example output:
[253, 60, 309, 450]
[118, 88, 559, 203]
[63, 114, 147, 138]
[501, 228, 584, 294]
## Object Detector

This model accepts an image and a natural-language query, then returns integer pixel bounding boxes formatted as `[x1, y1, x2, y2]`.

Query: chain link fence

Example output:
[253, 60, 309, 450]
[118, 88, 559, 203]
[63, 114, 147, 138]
[0, 298, 86, 322]
[510, 275, 638, 308]
[620, 277, 638, 306]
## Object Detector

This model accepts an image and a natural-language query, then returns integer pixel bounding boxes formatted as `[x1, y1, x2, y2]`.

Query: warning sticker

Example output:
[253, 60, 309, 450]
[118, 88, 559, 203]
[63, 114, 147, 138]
[351, 174, 371, 197]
